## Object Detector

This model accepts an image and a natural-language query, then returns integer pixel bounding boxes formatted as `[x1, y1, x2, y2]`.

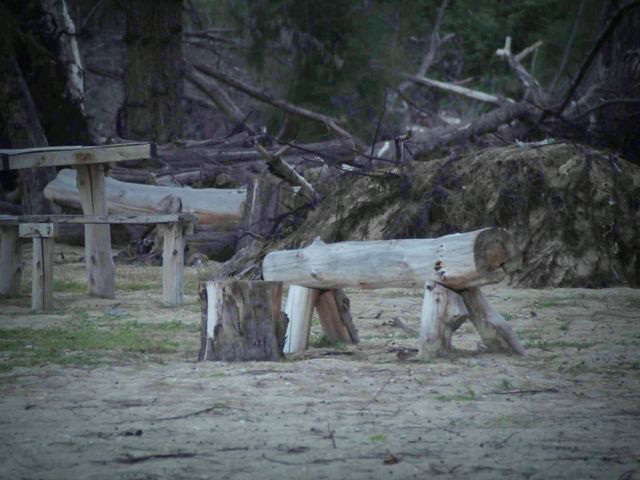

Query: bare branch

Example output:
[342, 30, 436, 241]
[496, 36, 545, 104]
[185, 65, 256, 135]
[191, 62, 361, 145]
[549, 0, 586, 91]
[515, 40, 543, 63]
[552, 0, 640, 117]
[255, 144, 318, 203]
[404, 74, 514, 105]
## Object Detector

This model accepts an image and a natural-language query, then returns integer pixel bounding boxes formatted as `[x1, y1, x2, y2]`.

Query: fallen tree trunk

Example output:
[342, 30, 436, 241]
[44, 169, 246, 226]
[262, 228, 521, 290]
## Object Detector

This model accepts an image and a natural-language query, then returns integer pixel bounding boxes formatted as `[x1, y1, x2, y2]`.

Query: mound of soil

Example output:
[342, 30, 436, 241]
[224, 143, 640, 288]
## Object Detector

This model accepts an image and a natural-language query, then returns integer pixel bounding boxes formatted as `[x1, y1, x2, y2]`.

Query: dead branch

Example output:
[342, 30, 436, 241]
[417, 0, 450, 78]
[496, 37, 545, 104]
[408, 101, 533, 158]
[185, 65, 256, 135]
[191, 62, 361, 144]
[404, 74, 513, 105]
[255, 143, 318, 203]
[515, 40, 544, 63]
[549, 1, 585, 90]
[552, 0, 640, 117]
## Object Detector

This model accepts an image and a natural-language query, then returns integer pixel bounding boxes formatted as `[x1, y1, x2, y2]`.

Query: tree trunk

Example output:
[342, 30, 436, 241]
[198, 280, 288, 361]
[0, 53, 55, 214]
[124, 0, 183, 142]
[263, 228, 522, 291]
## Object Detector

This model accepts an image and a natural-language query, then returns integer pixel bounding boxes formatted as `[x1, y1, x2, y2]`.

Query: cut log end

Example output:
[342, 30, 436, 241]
[474, 228, 522, 276]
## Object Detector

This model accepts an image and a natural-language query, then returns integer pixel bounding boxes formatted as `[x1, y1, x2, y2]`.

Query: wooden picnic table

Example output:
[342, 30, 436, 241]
[0, 143, 154, 298]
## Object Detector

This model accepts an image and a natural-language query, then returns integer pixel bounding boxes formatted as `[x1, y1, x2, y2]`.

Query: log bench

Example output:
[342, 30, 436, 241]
[261, 228, 526, 359]
[0, 213, 196, 311]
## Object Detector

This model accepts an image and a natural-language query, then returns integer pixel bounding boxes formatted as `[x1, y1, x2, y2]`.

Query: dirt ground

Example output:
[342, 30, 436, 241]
[1, 244, 639, 480]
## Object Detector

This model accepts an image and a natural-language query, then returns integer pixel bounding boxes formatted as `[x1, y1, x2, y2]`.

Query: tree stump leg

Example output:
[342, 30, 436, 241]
[31, 237, 54, 312]
[161, 222, 185, 306]
[198, 280, 287, 361]
[76, 164, 115, 298]
[283, 285, 320, 353]
[460, 287, 526, 355]
[419, 282, 469, 360]
[315, 289, 359, 344]
[0, 225, 22, 297]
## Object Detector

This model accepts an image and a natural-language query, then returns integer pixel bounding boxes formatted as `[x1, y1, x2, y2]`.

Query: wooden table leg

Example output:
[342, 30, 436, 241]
[161, 222, 185, 306]
[0, 225, 22, 296]
[76, 164, 115, 298]
[32, 236, 54, 312]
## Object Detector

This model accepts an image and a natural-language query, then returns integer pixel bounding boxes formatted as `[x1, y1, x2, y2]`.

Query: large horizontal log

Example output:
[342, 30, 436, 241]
[43, 169, 246, 226]
[263, 228, 522, 290]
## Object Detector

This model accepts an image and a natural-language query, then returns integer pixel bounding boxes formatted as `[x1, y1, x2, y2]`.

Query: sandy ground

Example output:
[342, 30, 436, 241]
[1, 245, 639, 479]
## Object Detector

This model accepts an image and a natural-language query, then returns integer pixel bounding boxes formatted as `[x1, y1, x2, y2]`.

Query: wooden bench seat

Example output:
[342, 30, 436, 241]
[0, 213, 196, 311]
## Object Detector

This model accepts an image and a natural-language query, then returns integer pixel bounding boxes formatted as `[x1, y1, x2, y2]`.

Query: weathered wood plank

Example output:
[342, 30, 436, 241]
[76, 164, 115, 298]
[31, 237, 54, 311]
[18, 223, 57, 238]
[0, 226, 22, 296]
[0, 142, 153, 170]
[0, 213, 197, 225]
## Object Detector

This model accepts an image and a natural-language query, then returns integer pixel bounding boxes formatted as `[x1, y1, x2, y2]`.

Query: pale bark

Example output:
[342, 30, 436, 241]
[283, 285, 320, 353]
[44, 169, 246, 226]
[263, 228, 522, 290]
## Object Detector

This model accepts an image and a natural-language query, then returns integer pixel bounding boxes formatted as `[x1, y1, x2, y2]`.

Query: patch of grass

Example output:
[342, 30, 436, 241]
[518, 329, 544, 342]
[497, 378, 514, 391]
[53, 279, 86, 293]
[309, 333, 345, 349]
[525, 340, 595, 350]
[500, 312, 514, 321]
[369, 433, 386, 443]
[533, 299, 561, 309]
[118, 282, 161, 292]
[625, 297, 640, 308]
[436, 386, 477, 402]
[0, 317, 195, 372]
[494, 414, 535, 428]
[558, 360, 593, 376]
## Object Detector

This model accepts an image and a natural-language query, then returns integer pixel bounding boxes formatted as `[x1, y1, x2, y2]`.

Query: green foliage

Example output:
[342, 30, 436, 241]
[309, 332, 345, 349]
[195, 0, 607, 140]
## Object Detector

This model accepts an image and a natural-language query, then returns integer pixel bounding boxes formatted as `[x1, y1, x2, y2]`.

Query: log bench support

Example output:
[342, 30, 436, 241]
[19, 223, 56, 312]
[265, 228, 526, 358]
[160, 219, 195, 307]
[0, 225, 22, 297]
[283, 286, 359, 353]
